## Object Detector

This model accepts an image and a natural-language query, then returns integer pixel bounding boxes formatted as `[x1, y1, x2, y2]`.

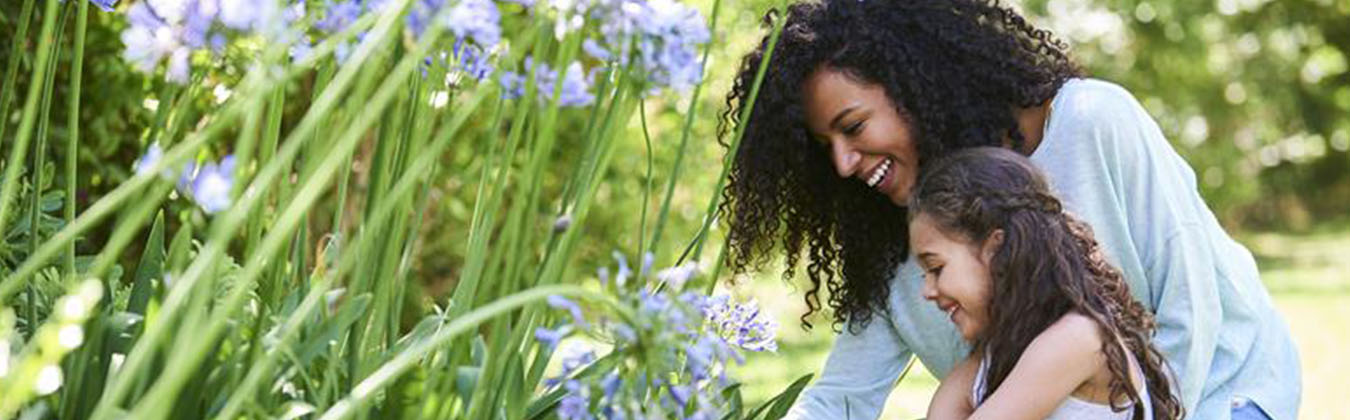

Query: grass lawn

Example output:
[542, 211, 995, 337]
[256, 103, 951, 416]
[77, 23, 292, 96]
[727, 226, 1350, 419]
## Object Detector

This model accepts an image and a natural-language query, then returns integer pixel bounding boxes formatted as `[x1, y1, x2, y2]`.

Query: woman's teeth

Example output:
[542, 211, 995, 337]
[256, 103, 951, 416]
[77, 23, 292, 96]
[866, 158, 892, 188]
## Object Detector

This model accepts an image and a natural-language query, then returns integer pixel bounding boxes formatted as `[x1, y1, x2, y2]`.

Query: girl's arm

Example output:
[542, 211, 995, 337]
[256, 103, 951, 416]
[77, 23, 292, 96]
[926, 352, 979, 420]
[966, 314, 1105, 420]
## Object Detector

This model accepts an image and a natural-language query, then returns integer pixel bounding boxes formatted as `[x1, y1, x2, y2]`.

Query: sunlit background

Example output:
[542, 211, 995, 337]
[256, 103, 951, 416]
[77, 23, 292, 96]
[1, 0, 1345, 416]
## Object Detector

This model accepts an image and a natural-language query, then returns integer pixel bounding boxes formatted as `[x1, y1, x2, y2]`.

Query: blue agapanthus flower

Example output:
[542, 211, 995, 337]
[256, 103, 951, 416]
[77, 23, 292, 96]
[589, 0, 709, 92]
[558, 380, 594, 420]
[498, 58, 594, 107]
[445, 0, 501, 48]
[134, 142, 167, 177]
[89, 0, 119, 12]
[183, 155, 236, 214]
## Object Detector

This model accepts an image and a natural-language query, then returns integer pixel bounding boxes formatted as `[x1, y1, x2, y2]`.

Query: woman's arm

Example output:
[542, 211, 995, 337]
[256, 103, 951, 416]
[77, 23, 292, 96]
[926, 352, 979, 420]
[784, 314, 914, 420]
[965, 314, 1105, 420]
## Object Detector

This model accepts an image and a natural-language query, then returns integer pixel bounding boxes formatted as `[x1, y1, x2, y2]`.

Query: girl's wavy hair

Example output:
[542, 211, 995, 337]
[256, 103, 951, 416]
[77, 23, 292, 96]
[908, 147, 1183, 420]
[719, 0, 1081, 331]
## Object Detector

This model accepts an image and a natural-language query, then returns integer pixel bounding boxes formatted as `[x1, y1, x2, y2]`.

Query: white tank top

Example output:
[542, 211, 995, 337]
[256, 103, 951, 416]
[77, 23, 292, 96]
[971, 354, 1153, 420]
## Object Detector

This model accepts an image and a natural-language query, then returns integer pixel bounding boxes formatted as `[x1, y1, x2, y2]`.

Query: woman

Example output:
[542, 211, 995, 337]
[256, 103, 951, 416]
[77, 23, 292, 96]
[717, 0, 1301, 418]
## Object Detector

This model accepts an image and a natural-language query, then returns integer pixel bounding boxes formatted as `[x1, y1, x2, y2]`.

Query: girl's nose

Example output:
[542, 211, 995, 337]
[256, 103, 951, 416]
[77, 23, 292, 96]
[831, 140, 861, 178]
[920, 276, 939, 300]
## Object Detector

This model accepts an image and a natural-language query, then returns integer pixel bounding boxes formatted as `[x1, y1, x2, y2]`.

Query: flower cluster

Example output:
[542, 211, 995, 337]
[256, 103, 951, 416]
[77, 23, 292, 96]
[499, 58, 595, 107]
[115, 0, 710, 101]
[586, 0, 711, 92]
[534, 254, 778, 419]
[315, 0, 503, 69]
[136, 143, 237, 214]
[120, 0, 304, 83]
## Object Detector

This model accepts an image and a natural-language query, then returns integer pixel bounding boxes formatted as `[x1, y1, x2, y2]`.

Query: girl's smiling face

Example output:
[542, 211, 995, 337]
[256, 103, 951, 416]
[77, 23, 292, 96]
[908, 213, 1004, 341]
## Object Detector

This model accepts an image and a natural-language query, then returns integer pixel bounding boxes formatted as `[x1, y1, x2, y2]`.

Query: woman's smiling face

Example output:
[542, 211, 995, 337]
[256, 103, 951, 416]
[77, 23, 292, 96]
[908, 213, 1003, 341]
[802, 68, 921, 206]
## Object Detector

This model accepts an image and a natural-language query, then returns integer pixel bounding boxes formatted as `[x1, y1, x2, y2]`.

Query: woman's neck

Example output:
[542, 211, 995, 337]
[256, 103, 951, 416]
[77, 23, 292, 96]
[1006, 101, 1052, 155]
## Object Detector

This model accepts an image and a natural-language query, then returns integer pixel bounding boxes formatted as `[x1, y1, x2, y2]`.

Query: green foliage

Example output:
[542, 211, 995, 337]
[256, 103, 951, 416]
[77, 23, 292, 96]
[1018, 0, 1350, 229]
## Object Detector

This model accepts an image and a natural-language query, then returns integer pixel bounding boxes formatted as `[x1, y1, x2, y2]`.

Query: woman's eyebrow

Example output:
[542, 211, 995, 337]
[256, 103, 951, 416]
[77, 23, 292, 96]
[830, 106, 859, 129]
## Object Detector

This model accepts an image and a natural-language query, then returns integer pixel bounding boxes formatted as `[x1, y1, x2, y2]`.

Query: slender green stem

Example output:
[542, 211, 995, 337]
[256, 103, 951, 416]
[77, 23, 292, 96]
[212, 278, 333, 420]
[0, 0, 61, 247]
[114, 5, 469, 416]
[87, 7, 400, 414]
[0, 0, 37, 150]
[637, 100, 654, 256]
[27, 2, 67, 258]
[64, 0, 89, 275]
[687, 0, 789, 263]
[647, 0, 726, 257]
[315, 286, 618, 420]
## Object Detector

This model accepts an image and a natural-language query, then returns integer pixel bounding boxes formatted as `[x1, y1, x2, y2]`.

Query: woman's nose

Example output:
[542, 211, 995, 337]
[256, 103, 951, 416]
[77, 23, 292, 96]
[831, 140, 861, 178]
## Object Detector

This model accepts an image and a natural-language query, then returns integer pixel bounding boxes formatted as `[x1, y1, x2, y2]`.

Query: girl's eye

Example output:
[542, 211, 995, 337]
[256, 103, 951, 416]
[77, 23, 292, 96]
[843, 121, 864, 135]
[926, 266, 943, 277]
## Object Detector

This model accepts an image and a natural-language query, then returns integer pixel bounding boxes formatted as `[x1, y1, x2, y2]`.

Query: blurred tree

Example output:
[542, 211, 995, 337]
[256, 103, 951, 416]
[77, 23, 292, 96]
[1020, 0, 1350, 230]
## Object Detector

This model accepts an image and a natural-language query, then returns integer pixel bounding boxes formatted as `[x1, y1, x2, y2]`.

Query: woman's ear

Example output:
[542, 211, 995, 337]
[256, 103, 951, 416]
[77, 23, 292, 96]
[981, 229, 1005, 263]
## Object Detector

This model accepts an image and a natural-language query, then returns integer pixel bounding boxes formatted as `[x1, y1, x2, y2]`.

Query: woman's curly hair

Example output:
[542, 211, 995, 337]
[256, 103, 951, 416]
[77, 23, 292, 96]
[719, 0, 1082, 331]
[909, 147, 1183, 420]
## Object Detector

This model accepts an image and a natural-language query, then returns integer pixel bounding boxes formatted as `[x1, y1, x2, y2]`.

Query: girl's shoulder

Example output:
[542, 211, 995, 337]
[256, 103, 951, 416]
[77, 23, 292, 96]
[1026, 312, 1107, 362]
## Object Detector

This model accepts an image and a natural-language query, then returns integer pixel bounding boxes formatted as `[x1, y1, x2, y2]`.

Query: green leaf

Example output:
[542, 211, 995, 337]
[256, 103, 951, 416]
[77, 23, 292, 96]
[39, 190, 63, 213]
[165, 220, 193, 273]
[128, 211, 165, 316]
[746, 373, 813, 420]
[105, 311, 144, 354]
[523, 351, 623, 420]
[719, 383, 744, 420]
[455, 366, 481, 408]
[295, 293, 372, 364]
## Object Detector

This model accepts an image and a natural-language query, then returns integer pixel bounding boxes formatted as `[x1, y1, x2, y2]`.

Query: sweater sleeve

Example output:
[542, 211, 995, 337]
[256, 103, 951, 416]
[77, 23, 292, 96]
[1039, 79, 1223, 416]
[784, 315, 912, 420]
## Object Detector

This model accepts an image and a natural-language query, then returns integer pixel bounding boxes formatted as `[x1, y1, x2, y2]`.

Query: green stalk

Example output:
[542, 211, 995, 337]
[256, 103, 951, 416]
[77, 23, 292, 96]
[64, 0, 89, 275]
[243, 89, 285, 258]
[315, 286, 617, 420]
[212, 277, 333, 420]
[87, 6, 406, 415]
[0, 0, 61, 247]
[0, 0, 37, 149]
[27, 5, 68, 257]
[113, 6, 468, 415]
[637, 100, 654, 255]
[687, 0, 789, 262]
[647, 0, 726, 257]
[0, 6, 379, 294]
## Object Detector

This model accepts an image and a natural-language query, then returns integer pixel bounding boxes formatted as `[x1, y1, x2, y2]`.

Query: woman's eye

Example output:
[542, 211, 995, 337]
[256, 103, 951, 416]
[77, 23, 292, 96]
[843, 121, 864, 135]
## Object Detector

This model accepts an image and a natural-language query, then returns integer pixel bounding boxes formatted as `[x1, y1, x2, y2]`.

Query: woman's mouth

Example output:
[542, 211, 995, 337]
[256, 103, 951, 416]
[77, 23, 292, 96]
[865, 157, 893, 189]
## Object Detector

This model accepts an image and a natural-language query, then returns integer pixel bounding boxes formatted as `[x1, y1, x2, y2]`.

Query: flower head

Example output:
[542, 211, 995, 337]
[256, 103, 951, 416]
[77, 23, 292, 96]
[445, 0, 501, 48]
[135, 142, 170, 178]
[180, 155, 236, 214]
[90, 0, 119, 12]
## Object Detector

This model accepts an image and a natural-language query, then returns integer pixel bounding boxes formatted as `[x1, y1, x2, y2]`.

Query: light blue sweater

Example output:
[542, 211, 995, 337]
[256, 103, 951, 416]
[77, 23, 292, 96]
[784, 79, 1301, 420]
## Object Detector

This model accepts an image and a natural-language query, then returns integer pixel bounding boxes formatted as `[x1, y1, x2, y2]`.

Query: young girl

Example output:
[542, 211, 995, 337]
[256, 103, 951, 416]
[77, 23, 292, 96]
[908, 147, 1181, 420]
